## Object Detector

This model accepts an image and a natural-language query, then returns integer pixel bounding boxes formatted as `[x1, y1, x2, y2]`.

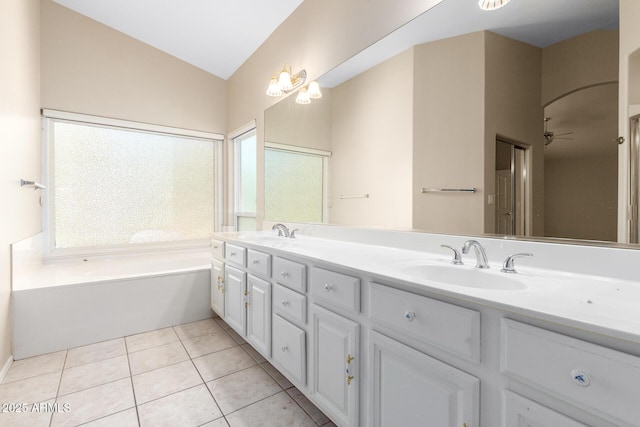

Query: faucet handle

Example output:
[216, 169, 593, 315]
[290, 229, 299, 238]
[440, 245, 463, 265]
[501, 253, 533, 274]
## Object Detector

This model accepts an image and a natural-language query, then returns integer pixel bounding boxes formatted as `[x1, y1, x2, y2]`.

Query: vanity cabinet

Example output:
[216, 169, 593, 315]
[223, 265, 246, 335]
[310, 304, 360, 427]
[370, 330, 479, 427]
[210, 259, 225, 317]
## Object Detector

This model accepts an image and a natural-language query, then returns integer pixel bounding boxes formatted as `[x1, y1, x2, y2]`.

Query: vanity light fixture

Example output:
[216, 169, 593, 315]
[478, 0, 511, 11]
[266, 64, 322, 105]
[266, 64, 307, 97]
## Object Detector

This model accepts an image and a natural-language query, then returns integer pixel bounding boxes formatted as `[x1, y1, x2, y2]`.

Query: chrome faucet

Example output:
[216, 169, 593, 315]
[461, 240, 490, 269]
[501, 253, 533, 273]
[272, 223, 290, 238]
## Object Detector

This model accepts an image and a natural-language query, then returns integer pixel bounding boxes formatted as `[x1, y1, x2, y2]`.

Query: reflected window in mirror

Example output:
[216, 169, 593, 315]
[265, 144, 329, 223]
[233, 128, 257, 231]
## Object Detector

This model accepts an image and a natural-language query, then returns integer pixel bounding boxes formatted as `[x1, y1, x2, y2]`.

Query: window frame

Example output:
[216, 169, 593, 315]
[230, 123, 257, 231]
[42, 109, 224, 259]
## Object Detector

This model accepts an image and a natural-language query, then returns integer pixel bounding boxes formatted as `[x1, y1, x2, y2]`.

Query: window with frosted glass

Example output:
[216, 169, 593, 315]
[51, 121, 217, 249]
[234, 129, 257, 231]
[265, 149, 324, 223]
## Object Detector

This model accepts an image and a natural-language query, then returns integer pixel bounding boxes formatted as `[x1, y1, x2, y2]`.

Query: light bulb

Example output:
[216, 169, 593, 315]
[278, 70, 293, 91]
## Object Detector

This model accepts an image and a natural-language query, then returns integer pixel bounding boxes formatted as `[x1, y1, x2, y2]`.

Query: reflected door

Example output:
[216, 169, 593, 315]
[495, 140, 527, 236]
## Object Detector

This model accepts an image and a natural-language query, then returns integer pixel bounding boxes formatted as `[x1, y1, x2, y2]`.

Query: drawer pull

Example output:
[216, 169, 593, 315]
[281, 346, 288, 352]
[281, 271, 289, 278]
[252, 259, 259, 264]
[324, 283, 333, 292]
[404, 311, 416, 322]
[230, 252, 236, 256]
[281, 300, 289, 306]
[570, 369, 591, 387]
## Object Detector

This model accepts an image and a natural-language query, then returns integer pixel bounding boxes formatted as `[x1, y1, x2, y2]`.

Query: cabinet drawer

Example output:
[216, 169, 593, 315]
[370, 283, 480, 363]
[310, 267, 360, 313]
[273, 284, 306, 325]
[211, 239, 225, 259]
[501, 319, 640, 427]
[272, 314, 306, 385]
[225, 243, 246, 267]
[273, 257, 306, 293]
[247, 249, 271, 278]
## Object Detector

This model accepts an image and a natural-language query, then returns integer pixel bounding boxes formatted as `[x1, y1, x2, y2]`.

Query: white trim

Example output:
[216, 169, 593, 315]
[42, 109, 224, 141]
[265, 141, 332, 157]
[229, 120, 257, 140]
[0, 355, 13, 382]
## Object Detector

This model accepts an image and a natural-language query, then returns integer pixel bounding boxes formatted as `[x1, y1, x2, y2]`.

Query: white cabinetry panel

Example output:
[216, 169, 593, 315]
[272, 314, 306, 385]
[310, 304, 359, 427]
[501, 319, 640, 427]
[210, 259, 225, 317]
[224, 265, 246, 335]
[246, 275, 272, 357]
[502, 391, 587, 427]
[370, 330, 479, 427]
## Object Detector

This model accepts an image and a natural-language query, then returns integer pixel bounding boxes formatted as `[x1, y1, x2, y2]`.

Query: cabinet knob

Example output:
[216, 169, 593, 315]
[252, 259, 259, 264]
[404, 311, 416, 322]
[324, 283, 333, 292]
[281, 271, 289, 278]
[281, 300, 289, 306]
[230, 252, 236, 256]
[213, 245, 218, 249]
[570, 369, 591, 387]
[281, 346, 288, 352]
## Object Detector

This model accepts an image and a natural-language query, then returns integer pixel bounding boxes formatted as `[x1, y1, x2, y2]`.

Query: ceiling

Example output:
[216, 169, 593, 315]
[51, 0, 304, 80]
[51, 0, 618, 82]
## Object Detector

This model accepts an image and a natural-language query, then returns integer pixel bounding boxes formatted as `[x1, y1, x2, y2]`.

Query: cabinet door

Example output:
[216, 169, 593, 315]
[370, 330, 479, 427]
[503, 391, 587, 427]
[224, 265, 246, 336]
[211, 259, 225, 317]
[246, 275, 272, 357]
[310, 304, 359, 427]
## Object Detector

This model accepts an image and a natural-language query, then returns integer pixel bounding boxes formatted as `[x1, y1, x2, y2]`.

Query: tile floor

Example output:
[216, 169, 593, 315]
[0, 317, 336, 427]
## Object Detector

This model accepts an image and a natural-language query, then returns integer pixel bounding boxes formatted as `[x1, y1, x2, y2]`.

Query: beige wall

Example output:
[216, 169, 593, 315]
[227, 0, 444, 228]
[542, 30, 619, 107]
[41, 0, 226, 133]
[545, 154, 618, 241]
[484, 32, 543, 236]
[0, 0, 41, 365]
[412, 33, 485, 234]
[330, 49, 414, 228]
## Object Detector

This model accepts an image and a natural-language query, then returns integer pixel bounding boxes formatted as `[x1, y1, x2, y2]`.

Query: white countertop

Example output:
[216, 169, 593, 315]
[214, 230, 640, 344]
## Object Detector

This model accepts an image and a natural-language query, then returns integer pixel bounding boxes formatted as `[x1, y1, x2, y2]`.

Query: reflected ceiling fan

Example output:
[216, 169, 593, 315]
[544, 117, 573, 146]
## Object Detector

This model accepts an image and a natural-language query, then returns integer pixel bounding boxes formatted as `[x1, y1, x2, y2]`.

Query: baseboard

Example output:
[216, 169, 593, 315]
[0, 355, 13, 383]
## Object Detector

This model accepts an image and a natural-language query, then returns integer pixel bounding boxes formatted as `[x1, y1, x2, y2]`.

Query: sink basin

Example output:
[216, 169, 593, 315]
[400, 263, 527, 290]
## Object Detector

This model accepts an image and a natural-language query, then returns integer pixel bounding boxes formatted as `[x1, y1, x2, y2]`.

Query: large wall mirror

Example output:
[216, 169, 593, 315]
[264, 0, 631, 246]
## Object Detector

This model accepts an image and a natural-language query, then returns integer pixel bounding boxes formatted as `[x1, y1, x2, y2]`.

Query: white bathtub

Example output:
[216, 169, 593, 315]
[11, 236, 213, 359]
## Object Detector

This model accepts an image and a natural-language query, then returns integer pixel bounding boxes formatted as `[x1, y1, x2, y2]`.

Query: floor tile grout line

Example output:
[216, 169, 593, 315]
[48, 350, 68, 427]
[123, 338, 142, 427]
